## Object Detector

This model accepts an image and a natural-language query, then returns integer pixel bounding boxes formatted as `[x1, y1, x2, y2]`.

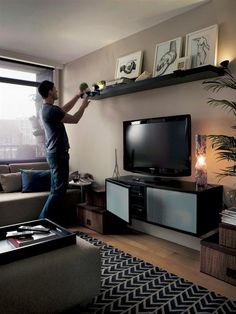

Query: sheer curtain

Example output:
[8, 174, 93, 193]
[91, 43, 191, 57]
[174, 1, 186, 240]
[0, 59, 53, 162]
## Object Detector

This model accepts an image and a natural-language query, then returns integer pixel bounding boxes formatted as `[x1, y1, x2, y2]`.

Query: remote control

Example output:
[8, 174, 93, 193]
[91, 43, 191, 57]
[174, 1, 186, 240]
[6, 230, 34, 238]
[18, 225, 50, 233]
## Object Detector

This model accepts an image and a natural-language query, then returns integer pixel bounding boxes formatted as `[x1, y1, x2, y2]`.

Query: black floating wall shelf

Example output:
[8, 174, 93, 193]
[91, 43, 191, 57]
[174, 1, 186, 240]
[93, 65, 225, 100]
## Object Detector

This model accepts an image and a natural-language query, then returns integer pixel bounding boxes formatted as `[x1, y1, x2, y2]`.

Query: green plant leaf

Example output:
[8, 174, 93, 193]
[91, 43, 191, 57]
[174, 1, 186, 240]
[207, 99, 236, 116]
[203, 69, 236, 185]
[203, 72, 236, 92]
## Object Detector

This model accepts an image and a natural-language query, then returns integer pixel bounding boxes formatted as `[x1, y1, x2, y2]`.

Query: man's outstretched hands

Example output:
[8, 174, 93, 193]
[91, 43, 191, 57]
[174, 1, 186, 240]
[81, 96, 90, 109]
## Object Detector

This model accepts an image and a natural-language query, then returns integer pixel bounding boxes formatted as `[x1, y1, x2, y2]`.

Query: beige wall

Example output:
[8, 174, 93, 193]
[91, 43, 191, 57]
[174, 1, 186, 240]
[63, 0, 235, 195]
[63, 0, 236, 249]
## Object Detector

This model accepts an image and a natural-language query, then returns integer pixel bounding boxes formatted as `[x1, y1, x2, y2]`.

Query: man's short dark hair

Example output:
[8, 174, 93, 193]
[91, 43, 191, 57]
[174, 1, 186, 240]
[38, 80, 54, 98]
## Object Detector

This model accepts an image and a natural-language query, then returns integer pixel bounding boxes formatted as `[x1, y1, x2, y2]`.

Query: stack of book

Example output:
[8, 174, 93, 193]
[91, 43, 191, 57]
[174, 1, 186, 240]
[220, 207, 236, 226]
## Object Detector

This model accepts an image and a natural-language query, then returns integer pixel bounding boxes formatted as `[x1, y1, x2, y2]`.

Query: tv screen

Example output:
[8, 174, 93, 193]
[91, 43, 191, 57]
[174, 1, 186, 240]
[123, 114, 191, 177]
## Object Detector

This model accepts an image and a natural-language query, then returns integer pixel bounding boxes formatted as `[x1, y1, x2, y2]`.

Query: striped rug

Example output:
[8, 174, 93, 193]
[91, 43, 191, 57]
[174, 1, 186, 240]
[77, 232, 236, 314]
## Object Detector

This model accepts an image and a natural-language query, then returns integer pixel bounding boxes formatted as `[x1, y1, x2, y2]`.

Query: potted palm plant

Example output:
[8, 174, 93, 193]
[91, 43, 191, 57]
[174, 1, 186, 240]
[202, 66, 236, 207]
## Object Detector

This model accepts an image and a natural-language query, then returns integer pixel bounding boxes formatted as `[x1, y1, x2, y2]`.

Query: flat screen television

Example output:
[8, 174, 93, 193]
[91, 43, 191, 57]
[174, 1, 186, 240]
[123, 114, 191, 177]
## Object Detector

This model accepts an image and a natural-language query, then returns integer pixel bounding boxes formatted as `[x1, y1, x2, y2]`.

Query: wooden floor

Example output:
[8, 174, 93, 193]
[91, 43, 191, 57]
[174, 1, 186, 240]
[71, 225, 236, 301]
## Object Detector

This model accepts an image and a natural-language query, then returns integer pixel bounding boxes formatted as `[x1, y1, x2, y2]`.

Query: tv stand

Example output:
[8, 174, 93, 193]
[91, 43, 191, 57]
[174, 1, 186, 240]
[143, 176, 180, 185]
[106, 175, 223, 237]
[131, 176, 142, 182]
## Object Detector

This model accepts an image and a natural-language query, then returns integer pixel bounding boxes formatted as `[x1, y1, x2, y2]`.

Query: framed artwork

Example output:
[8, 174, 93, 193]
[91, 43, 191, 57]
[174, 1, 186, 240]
[185, 24, 218, 68]
[115, 51, 143, 79]
[176, 56, 191, 71]
[153, 37, 183, 77]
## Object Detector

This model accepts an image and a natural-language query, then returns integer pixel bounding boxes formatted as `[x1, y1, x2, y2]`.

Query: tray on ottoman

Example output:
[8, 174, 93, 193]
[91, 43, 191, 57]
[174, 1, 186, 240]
[0, 218, 76, 264]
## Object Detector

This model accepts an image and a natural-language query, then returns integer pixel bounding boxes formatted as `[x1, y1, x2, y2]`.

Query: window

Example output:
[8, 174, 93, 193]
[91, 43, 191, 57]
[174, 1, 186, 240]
[0, 59, 54, 163]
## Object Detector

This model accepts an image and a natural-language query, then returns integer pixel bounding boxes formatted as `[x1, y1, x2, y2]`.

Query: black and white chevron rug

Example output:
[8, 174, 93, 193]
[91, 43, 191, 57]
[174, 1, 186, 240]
[77, 232, 236, 314]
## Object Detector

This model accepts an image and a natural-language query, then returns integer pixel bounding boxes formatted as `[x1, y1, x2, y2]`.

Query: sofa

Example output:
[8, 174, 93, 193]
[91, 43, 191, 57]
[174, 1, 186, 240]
[0, 162, 81, 227]
[0, 162, 101, 313]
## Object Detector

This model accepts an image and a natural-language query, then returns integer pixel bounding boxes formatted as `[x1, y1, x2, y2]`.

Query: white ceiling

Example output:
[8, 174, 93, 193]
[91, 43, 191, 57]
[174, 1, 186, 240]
[0, 0, 209, 65]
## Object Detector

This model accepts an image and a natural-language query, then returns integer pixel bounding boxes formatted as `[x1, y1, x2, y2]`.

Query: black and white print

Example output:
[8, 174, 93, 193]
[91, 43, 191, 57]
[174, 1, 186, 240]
[153, 37, 183, 77]
[185, 24, 218, 68]
[115, 51, 143, 80]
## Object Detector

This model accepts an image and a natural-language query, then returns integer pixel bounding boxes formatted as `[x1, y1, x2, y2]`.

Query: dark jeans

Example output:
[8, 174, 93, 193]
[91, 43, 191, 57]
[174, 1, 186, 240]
[39, 151, 69, 225]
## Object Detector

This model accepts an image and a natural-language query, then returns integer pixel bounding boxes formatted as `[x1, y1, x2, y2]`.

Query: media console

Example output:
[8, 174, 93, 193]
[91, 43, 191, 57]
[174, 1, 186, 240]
[106, 175, 223, 237]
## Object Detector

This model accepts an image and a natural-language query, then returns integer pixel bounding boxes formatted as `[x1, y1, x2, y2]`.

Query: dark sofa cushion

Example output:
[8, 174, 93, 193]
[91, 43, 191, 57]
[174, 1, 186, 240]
[21, 169, 51, 192]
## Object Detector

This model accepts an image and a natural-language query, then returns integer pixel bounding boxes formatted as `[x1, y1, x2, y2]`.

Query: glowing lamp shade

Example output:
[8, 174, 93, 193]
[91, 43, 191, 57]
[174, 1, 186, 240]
[195, 134, 207, 187]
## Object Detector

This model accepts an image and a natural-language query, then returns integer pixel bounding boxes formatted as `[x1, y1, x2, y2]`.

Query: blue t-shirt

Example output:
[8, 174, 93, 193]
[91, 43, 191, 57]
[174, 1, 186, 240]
[40, 103, 69, 153]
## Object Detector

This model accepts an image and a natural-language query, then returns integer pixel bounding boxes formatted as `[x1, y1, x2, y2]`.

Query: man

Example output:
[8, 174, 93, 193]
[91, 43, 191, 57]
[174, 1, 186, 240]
[38, 80, 90, 225]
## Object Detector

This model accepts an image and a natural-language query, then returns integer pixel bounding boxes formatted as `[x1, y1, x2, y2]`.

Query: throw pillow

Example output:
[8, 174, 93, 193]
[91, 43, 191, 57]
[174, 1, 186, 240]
[21, 169, 51, 193]
[0, 172, 22, 192]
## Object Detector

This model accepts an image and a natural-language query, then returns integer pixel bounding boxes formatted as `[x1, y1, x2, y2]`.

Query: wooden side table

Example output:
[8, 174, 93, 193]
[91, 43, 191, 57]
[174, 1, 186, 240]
[219, 222, 236, 249]
[77, 205, 107, 233]
[77, 187, 125, 234]
[68, 180, 92, 203]
[200, 223, 236, 286]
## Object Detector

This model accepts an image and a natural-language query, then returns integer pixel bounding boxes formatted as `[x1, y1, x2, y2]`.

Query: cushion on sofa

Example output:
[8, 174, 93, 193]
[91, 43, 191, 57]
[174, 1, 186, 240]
[9, 162, 49, 173]
[0, 189, 81, 227]
[0, 165, 10, 191]
[0, 165, 10, 175]
[0, 173, 22, 192]
[21, 169, 51, 192]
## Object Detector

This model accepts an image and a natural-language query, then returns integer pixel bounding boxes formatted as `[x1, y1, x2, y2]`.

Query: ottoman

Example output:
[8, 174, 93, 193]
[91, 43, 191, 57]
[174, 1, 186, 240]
[0, 236, 101, 314]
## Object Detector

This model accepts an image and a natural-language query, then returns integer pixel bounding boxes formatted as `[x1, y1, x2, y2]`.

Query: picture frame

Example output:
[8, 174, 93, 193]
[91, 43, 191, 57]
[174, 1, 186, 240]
[176, 56, 191, 71]
[185, 24, 218, 68]
[153, 37, 183, 77]
[115, 51, 143, 79]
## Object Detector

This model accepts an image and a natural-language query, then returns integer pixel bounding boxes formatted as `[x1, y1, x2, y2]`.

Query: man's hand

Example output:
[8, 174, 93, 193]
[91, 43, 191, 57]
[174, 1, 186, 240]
[77, 91, 83, 99]
[81, 96, 90, 109]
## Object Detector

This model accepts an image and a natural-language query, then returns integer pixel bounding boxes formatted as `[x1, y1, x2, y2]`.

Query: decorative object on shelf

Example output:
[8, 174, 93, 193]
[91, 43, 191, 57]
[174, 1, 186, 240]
[79, 82, 89, 92]
[153, 37, 183, 77]
[79, 82, 90, 98]
[112, 148, 120, 179]
[176, 56, 191, 71]
[202, 62, 236, 204]
[115, 51, 143, 79]
[79, 82, 100, 98]
[219, 59, 229, 69]
[195, 134, 207, 187]
[105, 77, 134, 88]
[135, 71, 152, 82]
[185, 24, 218, 68]
[96, 80, 106, 90]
